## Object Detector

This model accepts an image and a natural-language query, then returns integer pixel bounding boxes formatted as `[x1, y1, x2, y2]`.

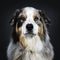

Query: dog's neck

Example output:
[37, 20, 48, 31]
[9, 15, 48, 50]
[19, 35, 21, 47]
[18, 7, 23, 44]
[20, 35, 43, 52]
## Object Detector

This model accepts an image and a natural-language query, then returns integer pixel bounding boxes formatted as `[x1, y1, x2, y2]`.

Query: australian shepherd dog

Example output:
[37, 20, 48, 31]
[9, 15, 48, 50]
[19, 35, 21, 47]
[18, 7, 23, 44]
[7, 7, 54, 60]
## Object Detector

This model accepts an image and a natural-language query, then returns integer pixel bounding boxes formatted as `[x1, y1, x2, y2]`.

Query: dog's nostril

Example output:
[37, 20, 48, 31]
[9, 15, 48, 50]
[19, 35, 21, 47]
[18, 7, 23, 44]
[26, 24, 33, 31]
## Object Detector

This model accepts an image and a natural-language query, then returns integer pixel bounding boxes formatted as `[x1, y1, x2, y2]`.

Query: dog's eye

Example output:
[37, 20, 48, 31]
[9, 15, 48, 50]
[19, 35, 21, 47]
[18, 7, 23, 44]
[34, 16, 39, 22]
[20, 19, 24, 23]
[20, 16, 26, 22]
[17, 16, 26, 27]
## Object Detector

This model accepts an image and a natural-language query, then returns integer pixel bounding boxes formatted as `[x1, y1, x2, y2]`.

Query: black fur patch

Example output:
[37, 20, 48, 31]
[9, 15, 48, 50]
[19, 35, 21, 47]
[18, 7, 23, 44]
[10, 9, 22, 43]
[39, 10, 51, 27]
[12, 27, 19, 43]
[10, 9, 22, 27]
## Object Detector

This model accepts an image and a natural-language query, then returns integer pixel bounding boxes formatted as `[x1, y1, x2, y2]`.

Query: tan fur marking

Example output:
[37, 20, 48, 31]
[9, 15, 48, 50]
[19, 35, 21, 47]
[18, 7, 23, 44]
[38, 22, 44, 39]
[19, 36, 27, 49]
[16, 23, 27, 48]
[21, 13, 27, 19]
[33, 13, 38, 19]
[16, 23, 22, 35]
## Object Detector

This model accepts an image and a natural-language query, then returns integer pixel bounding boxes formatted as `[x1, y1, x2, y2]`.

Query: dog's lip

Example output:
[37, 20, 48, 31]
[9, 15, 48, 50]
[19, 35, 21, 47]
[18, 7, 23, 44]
[24, 32, 36, 36]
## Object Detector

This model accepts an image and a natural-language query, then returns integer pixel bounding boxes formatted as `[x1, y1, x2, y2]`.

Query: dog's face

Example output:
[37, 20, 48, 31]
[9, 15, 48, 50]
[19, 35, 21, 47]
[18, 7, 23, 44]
[17, 7, 43, 37]
[10, 7, 50, 48]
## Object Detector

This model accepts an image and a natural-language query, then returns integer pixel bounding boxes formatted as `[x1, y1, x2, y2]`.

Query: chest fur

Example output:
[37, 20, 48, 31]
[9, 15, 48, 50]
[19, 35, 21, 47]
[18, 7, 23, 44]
[24, 35, 43, 52]
[22, 51, 47, 60]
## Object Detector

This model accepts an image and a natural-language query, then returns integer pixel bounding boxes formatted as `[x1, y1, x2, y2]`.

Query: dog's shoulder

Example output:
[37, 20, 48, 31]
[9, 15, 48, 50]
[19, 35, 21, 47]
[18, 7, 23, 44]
[7, 39, 23, 60]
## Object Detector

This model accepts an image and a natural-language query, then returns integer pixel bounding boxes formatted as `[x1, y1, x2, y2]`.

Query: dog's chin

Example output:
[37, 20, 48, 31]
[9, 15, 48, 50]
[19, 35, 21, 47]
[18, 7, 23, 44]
[24, 32, 36, 37]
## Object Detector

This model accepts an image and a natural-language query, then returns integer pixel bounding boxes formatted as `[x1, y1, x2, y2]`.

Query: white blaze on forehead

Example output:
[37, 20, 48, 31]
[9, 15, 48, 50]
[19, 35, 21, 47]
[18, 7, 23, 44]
[18, 7, 40, 20]
[22, 7, 39, 17]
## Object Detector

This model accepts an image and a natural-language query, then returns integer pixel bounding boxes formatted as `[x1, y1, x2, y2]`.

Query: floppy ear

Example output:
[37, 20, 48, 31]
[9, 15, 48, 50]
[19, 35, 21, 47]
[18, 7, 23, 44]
[9, 9, 20, 26]
[39, 10, 51, 26]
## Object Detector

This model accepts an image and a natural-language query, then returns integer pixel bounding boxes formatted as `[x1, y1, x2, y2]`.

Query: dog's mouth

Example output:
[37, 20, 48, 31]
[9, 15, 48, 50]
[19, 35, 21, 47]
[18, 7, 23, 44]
[24, 32, 36, 37]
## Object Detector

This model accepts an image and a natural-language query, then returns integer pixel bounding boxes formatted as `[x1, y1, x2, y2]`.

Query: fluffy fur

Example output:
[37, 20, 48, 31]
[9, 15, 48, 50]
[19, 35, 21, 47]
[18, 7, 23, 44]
[7, 7, 54, 60]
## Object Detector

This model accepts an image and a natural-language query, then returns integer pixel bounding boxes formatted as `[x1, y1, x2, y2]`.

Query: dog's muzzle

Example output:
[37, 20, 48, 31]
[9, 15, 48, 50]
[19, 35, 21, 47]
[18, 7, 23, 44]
[23, 23, 36, 36]
[26, 24, 33, 33]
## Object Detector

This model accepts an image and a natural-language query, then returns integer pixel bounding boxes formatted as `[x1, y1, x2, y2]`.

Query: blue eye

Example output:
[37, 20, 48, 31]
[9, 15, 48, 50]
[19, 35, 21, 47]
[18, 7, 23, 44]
[17, 16, 26, 27]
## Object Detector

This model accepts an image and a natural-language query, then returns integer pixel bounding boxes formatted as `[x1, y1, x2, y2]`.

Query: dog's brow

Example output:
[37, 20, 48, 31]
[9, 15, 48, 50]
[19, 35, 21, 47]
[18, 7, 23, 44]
[20, 13, 27, 18]
[33, 13, 40, 19]
[33, 14, 38, 18]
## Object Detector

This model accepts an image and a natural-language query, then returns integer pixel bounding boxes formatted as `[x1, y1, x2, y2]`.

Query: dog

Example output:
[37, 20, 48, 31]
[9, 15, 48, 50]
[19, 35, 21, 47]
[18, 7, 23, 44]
[7, 7, 54, 60]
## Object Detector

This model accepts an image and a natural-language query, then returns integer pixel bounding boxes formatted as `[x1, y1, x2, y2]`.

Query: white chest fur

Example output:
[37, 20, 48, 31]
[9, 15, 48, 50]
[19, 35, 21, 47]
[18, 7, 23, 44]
[21, 35, 47, 60]
[24, 35, 43, 53]
[23, 51, 47, 60]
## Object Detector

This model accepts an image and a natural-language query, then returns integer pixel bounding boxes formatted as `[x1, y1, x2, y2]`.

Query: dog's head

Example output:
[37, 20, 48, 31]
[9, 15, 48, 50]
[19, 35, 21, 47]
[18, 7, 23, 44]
[10, 7, 50, 44]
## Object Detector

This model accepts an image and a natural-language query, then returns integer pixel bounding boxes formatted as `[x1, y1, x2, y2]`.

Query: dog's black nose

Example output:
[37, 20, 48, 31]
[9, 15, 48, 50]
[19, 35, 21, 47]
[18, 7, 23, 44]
[26, 24, 33, 32]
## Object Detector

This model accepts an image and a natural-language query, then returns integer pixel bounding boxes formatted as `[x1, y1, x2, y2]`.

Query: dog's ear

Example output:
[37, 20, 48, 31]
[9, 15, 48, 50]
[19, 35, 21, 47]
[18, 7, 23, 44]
[39, 10, 51, 26]
[9, 9, 20, 26]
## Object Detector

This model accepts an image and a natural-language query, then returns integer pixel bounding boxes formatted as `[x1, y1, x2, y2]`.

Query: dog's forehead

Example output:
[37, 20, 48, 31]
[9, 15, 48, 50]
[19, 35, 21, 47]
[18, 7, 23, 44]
[24, 7, 39, 15]
[19, 7, 39, 17]
[23, 7, 38, 12]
